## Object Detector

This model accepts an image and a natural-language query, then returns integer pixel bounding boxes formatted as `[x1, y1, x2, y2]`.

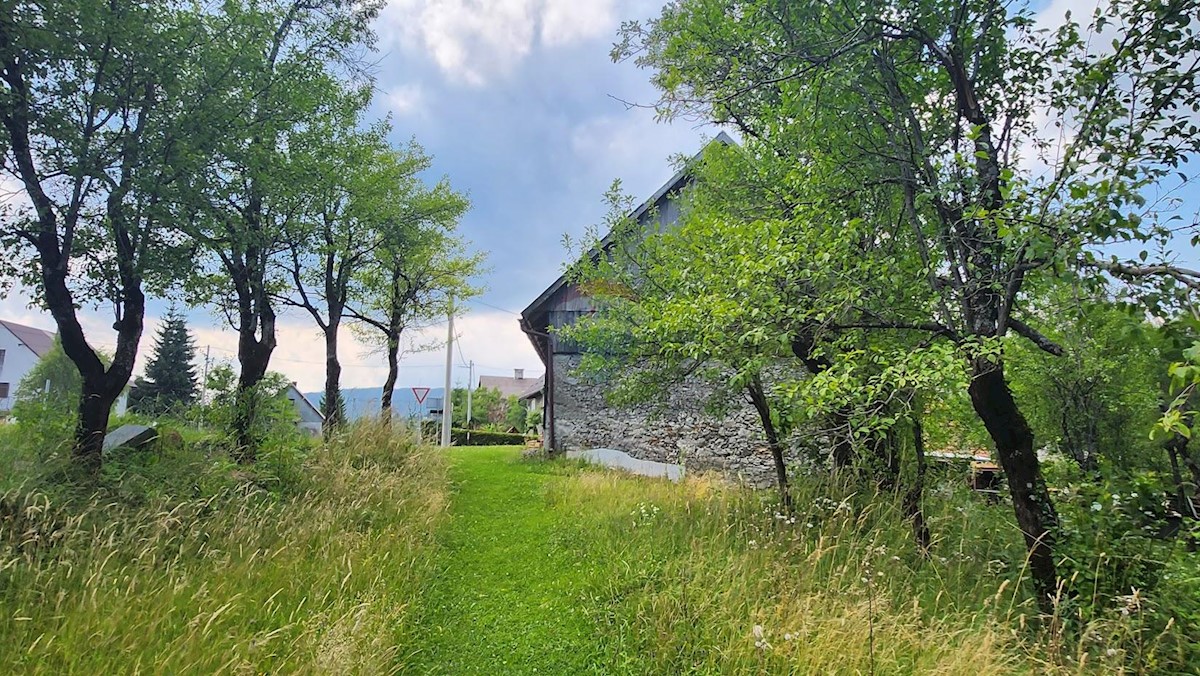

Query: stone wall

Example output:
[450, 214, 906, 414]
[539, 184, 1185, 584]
[552, 354, 797, 487]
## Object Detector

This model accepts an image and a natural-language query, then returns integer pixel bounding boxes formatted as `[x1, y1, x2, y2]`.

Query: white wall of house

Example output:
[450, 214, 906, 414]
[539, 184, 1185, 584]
[0, 329, 44, 412]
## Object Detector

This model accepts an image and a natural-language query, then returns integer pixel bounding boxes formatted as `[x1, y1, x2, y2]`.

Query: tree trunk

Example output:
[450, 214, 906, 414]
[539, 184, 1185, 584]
[74, 383, 116, 471]
[904, 413, 932, 556]
[791, 330, 855, 469]
[1165, 434, 1198, 518]
[874, 423, 900, 491]
[322, 319, 342, 433]
[1180, 432, 1200, 494]
[829, 408, 857, 469]
[43, 251, 144, 472]
[234, 345, 270, 464]
[234, 314, 274, 463]
[381, 334, 399, 413]
[968, 359, 1059, 613]
[747, 374, 793, 512]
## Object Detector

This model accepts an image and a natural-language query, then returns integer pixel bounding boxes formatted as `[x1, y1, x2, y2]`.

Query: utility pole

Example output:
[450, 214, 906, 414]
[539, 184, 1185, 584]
[440, 303, 454, 447]
[466, 360, 474, 443]
[200, 345, 211, 403]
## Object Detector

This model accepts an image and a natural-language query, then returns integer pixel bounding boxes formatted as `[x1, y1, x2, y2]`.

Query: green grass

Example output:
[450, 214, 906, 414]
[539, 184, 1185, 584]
[399, 447, 609, 673]
[405, 448, 1188, 674]
[2, 433, 1191, 673]
[0, 422, 449, 673]
[401, 447, 1028, 674]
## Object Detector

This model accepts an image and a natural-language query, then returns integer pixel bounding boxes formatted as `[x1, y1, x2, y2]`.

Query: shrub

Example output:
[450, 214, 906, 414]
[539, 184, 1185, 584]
[451, 428, 526, 446]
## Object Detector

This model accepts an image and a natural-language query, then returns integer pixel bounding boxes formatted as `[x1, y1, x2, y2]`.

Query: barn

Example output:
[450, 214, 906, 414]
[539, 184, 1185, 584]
[518, 134, 787, 484]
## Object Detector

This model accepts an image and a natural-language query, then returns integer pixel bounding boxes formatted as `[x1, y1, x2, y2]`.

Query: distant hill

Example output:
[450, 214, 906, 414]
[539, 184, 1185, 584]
[304, 386, 446, 421]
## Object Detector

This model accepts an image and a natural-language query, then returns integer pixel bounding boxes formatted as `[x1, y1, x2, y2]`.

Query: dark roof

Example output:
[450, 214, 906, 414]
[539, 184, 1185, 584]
[520, 131, 737, 325]
[517, 375, 545, 401]
[478, 374, 542, 398]
[0, 319, 56, 358]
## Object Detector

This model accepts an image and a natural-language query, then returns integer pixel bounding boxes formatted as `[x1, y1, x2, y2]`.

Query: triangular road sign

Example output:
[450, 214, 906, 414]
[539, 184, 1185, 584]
[412, 386, 431, 404]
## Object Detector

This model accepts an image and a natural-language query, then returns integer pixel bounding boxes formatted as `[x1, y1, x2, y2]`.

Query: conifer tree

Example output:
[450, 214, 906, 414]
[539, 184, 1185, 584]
[129, 309, 199, 415]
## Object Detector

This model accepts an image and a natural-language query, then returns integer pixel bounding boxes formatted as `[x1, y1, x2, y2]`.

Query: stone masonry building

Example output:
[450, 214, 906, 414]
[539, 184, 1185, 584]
[519, 134, 790, 485]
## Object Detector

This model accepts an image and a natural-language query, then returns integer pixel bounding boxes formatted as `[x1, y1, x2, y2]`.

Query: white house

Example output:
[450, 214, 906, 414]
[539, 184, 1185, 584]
[285, 383, 324, 436]
[0, 319, 56, 413]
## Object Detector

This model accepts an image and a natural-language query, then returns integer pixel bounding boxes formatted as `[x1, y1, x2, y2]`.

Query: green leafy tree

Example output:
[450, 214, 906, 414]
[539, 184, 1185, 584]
[12, 338, 110, 451]
[564, 175, 952, 523]
[15, 339, 84, 410]
[185, 0, 381, 459]
[348, 183, 479, 414]
[563, 180, 804, 509]
[281, 118, 448, 432]
[451, 386, 503, 428]
[1008, 286, 1163, 473]
[524, 407, 542, 435]
[200, 362, 296, 446]
[503, 396, 526, 432]
[129, 308, 200, 416]
[615, 0, 1200, 609]
[0, 1, 231, 469]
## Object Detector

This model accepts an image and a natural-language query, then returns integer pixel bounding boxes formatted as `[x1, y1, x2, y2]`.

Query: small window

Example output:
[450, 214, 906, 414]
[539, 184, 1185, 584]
[0, 383, 9, 399]
[0, 349, 5, 372]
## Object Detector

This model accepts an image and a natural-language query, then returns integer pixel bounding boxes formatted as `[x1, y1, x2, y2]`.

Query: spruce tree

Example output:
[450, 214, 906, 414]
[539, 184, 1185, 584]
[129, 308, 199, 415]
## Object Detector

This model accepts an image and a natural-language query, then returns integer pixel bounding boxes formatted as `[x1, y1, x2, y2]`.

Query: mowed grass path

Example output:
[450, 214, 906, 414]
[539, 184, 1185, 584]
[399, 445, 1034, 675]
[400, 446, 613, 674]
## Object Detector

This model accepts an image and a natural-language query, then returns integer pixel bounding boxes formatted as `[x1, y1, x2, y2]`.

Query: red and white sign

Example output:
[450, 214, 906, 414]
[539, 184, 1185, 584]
[411, 387, 431, 404]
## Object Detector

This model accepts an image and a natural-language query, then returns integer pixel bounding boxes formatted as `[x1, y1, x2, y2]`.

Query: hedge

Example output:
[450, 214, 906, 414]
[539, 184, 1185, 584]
[417, 422, 530, 446]
[451, 428, 528, 446]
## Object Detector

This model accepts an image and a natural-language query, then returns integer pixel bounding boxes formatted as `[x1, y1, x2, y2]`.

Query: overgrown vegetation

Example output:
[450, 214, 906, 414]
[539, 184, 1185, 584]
[0, 0, 482, 464]
[0, 420, 448, 673]
[406, 447, 1192, 674]
[551, 0, 1200, 660]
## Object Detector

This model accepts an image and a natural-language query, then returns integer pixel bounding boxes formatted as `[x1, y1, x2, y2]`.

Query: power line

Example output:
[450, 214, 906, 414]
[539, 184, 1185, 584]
[454, 332, 469, 368]
[196, 342, 447, 369]
[473, 300, 522, 316]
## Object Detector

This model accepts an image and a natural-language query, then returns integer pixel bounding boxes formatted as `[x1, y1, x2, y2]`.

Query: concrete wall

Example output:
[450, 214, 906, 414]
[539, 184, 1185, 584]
[0, 330, 44, 412]
[551, 354, 798, 487]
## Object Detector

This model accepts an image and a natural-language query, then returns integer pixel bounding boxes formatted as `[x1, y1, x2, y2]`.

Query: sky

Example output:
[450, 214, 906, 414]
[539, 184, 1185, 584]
[1, 0, 1192, 395]
[1, 0, 711, 394]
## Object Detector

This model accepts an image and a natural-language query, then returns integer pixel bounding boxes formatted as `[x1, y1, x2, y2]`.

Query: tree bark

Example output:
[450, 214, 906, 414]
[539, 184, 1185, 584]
[1165, 434, 1198, 518]
[747, 374, 793, 512]
[75, 383, 115, 470]
[874, 424, 900, 491]
[791, 330, 855, 469]
[381, 332, 400, 413]
[39, 220, 145, 472]
[322, 317, 342, 432]
[234, 275, 276, 463]
[968, 359, 1059, 612]
[904, 413, 932, 556]
[3, 41, 147, 473]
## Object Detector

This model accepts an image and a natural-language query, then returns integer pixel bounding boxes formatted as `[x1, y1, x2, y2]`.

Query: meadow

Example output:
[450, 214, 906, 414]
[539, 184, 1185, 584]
[1, 431, 1195, 674]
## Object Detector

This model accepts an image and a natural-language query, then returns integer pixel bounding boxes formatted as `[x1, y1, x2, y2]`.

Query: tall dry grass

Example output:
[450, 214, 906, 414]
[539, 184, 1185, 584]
[0, 421, 448, 674]
[544, 466, 1163, 674]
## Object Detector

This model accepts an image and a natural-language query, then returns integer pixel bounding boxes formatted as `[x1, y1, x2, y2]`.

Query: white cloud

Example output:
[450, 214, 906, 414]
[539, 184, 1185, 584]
[379, 0, 617, 85]
[405, 310, 543, 385]
[568, 112, 715, 200]
[384, 83, 426, 115]
[0, 284, 540, 395]
[539, 0, 616, 47]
